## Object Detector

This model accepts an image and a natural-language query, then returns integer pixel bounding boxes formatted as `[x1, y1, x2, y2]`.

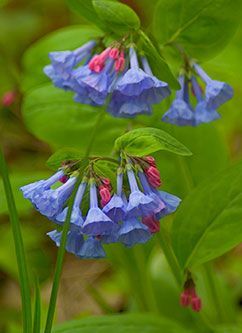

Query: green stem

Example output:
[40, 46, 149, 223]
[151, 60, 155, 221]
[157, 226, 182, 286]
[44, 111, 105, 333]
[33, 277, 41, 333]
[0, 148, 32, 333]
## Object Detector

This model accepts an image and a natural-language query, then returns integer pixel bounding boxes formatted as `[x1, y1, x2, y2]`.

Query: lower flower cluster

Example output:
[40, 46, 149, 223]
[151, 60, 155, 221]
[20, 155, 181, 259]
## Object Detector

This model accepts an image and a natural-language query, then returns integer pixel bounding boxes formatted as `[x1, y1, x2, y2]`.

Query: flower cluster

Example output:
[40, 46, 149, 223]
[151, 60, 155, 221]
[20, 155, 181, 259]
[44, 40, 171, 118]
[162, 63, 233, 126]
[180, 276, 202, 312]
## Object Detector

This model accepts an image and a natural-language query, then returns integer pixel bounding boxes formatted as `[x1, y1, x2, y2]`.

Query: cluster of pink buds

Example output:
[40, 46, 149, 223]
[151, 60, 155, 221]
[180, 277, 202, 312]
[88, 47, 126, 73]
[99, 177, 112, 207]
[1, 91, 16, 107]
[144, 156, 162, 188]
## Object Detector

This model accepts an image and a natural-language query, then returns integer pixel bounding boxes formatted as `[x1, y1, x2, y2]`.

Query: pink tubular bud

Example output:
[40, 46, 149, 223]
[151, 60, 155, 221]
[1, 91, 16, 107]
[59, 175, 69, 183]
[145, 156, 156, 167]
[99, 185, 111, 207]
[145, 166, 162, 188]
[109, 48, 120, 59]
[180, 290, 191, 307]
[115, 51, 125, 72]
[142, 215, 160, 233]
[99, 47, 111, 62]
[191, 296, 202, 312]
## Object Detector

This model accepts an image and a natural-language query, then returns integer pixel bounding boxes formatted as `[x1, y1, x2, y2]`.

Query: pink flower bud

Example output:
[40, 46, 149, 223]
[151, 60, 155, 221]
[99, 185, 111, 207]
[145, 166, 162, 188]
[191, 296, 202, 312]
[1, 91, 16, 107]
[180, 290, 190, 307]
[115, 51, 125, 72]
[109, 48, 120, 59]
[59, 175, 69, 183]
[145, 156, 156, 167]
[142, 215, 160, 233]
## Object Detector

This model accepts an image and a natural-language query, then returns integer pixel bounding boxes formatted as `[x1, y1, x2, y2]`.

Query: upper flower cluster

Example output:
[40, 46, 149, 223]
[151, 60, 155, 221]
[162, 63, 233, 126]
[44, 39, 171, 118]
[20, 155, 181, 259]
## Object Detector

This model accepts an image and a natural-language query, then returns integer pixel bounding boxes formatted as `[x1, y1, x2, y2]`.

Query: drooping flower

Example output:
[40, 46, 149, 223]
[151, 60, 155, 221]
[193, 63, 233, 110]
[21, 153, 181, 258]
[117, 217, 151, 247]
[82, 181, 117, 236]
[191, 76, 220, 125]
[162, 75, 195, 126]
[163, 62, 233, 126]
[44, 40, 96, 90]
[108, 47, 170, 118]
[180, 276, 202, 312]
[102, 171, 126, 222]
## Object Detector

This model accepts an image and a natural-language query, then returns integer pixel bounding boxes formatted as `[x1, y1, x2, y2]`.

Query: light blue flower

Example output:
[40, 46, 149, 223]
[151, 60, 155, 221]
[118, 218, 151, 247]
[20, 170, 64, 202]
[32, 177, 77, 218]
[77, 237, 106, 259]
[191, 76, 220, 125]
[102, 172, 126, 222]
[193, 63, 233, 110]
[47, 229, 84, 256]
[108, 48, 170, 118]
[162, 75, 195, 126]
[44, 41, 96, 90]
[82, 182, 117, 236]
[55, 181, 87, 232]
[152, 189, 181, 219]
[72, 60, 115, 106]
[138, 171, 166, 215]
[126, 167, 155, 218]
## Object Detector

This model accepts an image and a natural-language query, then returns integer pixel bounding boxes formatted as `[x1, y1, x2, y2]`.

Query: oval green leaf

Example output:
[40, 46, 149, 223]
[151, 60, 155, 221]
[172, 160, 242, 270]
[93, 0, 140, 34]
[114, 127, 192, 156]
[153, 0, 242, 60]
[22, 84, 127, 154]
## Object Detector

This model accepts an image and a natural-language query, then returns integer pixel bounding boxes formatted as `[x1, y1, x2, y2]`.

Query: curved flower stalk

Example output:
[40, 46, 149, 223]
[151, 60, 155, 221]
[44, 37, 171, 118]
[20, 153, 181, 259]
[162, 62, 233, 126]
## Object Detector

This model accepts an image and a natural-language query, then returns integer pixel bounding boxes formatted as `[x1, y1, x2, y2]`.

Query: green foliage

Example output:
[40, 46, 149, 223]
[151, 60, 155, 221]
[92, 0, 141, 34]
[46, 148, 84, 169]
[52, 314, 190, 333]
[114, 127, 192, 156]
[139, 31, 179, 89]
[172, 160, 242, 269]
[153, 0, 242, 60]
[66, 0, 108, 31]
[22, 84, 127, 154]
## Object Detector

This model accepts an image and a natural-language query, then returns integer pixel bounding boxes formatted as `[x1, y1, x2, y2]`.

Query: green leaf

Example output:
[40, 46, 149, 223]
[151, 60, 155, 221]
[52, 314, 190, 333]
[46, 148, 84, 170]
[66, 0, 108, 31]
[92, 0, 140, 34]
[171, 160, 242, 270]
[139, 31, 179, 89]
[114, 127, 192, 157]
[22, 84, 127, 154]
[153, 0, 242, 60]
[214, 327, 242, 333]
[22, 25, 101, 91]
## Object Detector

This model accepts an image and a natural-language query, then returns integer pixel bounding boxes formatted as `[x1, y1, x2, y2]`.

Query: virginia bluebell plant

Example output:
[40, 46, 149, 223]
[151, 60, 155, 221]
[20, 154, 181, 259]
[44, 38, 171, 118]
[162, 62, 234, 126]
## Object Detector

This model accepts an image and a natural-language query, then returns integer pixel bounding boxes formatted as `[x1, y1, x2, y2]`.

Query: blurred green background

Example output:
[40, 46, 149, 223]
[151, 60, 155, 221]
[1, 1, 242, 332]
